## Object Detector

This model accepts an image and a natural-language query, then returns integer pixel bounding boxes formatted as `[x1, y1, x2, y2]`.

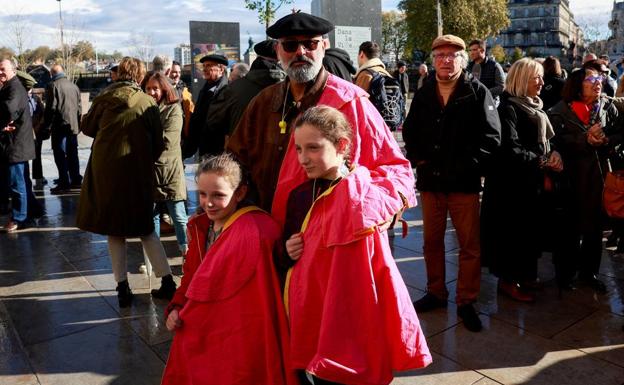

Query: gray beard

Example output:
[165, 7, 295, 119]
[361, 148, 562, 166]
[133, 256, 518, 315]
[286, 60, 322, 83]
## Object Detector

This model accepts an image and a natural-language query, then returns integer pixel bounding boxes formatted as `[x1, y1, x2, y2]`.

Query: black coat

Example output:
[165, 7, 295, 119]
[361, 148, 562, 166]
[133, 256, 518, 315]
[183, 75, 228, 158]
[323, 48, 356, 82]
[403, 71, 501, 193]
[547, 97, 623, 233]
[541, 74, 565, 111]
[205, 58, 285, 141]
[0, 76, 35, 163]
[481, 93, 551, 278]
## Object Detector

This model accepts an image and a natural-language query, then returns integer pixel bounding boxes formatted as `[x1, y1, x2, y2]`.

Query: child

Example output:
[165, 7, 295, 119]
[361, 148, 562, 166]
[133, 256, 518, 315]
[162, 153, 295, 385]
[283, 106, 432, 385]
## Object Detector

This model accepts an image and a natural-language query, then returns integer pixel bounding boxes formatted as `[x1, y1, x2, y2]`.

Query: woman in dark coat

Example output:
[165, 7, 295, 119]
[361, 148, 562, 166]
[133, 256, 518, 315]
[541, 56, 566, 111]
[547, 63, 623, 293]
[481, 58, 563, 302]
[77, 57, 176, 307]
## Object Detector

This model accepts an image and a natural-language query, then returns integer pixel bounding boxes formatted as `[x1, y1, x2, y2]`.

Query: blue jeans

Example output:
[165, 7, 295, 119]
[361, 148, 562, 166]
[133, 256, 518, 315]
[8, 162, 39, 222]
[51, 127, 81, 186]
[153, 200, 188, 253]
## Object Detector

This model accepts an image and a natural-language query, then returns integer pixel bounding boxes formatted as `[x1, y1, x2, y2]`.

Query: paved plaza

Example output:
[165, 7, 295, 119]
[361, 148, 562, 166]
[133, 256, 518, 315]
[1, 136, 623, 385]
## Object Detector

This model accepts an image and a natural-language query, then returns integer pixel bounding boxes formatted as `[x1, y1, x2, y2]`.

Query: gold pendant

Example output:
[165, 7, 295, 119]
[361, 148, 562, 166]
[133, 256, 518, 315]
[279, 120, 287, 134]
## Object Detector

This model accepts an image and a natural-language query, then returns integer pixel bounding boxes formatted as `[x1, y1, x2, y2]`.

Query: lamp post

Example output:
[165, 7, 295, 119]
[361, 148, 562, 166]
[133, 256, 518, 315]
[436, 0, 443, 37]
[57, 0, 65, 66]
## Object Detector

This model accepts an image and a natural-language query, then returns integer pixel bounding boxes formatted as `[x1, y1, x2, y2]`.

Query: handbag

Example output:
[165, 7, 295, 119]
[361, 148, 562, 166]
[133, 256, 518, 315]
[603, 170, 624, 218]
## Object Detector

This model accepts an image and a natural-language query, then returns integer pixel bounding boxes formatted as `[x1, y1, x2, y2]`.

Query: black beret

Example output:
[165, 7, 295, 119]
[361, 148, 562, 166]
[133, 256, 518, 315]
[254, 39, 277, 59]
[266, 12, 334, 39]
[200, 54, 228, 66]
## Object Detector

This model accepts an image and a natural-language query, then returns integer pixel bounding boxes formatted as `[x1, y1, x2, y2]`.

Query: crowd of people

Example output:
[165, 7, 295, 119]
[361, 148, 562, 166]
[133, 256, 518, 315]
[2, 9, 624, 385]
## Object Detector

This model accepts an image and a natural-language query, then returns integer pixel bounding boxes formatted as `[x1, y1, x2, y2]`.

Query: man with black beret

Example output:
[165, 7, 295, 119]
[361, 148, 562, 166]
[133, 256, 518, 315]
[182, 54, 229, 158]
[226, 12, 428, 384]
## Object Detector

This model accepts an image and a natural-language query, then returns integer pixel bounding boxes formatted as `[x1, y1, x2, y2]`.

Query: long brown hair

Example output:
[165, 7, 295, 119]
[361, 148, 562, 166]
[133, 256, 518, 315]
[144, 72, 179, 105]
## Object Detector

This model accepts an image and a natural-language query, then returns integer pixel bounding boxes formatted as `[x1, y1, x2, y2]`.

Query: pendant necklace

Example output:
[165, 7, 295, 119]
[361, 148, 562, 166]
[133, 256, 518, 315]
[279, 88, 293, 135]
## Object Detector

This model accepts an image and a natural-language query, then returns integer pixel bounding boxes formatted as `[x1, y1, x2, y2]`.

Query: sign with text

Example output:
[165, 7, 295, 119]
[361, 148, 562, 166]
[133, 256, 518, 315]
[334, 26, 372, 68]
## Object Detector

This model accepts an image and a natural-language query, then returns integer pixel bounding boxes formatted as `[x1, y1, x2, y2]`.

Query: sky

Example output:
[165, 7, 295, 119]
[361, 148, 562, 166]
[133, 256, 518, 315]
[0, 0, 616, 59]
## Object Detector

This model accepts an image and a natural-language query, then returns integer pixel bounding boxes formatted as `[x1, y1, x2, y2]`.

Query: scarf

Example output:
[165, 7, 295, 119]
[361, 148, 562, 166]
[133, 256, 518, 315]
[508, 95, 555, 153]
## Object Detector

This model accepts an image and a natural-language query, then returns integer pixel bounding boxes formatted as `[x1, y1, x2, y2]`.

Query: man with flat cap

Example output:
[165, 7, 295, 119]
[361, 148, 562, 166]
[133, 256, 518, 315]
[182, 54, 228, 158]
[227, 12, 430, 385]
[402, 34, 501, 333]
[204, 40, 286, 139]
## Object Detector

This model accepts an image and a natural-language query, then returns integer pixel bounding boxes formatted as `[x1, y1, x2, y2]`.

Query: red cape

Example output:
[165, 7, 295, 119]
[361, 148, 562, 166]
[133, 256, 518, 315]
[162, 207, 297, 385]
[285, 168, 432, 385]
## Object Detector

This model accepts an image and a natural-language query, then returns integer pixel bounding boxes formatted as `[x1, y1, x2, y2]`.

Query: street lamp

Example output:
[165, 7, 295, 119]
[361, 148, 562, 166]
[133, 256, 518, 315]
[57, 0, 65, 66]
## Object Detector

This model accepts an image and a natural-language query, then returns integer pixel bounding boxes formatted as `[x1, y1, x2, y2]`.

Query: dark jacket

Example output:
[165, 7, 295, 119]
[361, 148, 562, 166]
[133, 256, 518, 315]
[43, 74, 82, 134]
[467, 57, 505, 99]
[323, 48, 356, 82]
[0, 76, 35, 163]
[541, 74, 566, 111]
[481, 92, 552, 276]
[205, 58, 285, 140]
[77, 81, 163, 237]
[403, 71, 501, 193]
[547, 96, 622, 232]
[183, 75, 228, 158]
[393, 70, 410, 95]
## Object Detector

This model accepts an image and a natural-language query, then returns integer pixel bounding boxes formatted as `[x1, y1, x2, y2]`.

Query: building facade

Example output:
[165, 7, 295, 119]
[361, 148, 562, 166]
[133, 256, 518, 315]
[608, 1, 624, 59]
[174, 44, 191, 66]
[490, 0, 584, 65]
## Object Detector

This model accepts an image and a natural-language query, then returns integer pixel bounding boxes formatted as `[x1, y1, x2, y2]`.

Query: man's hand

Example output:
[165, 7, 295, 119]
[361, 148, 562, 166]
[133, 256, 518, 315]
[544, 150, 563, 172]
[285, 233, 304, 261]
[2, 121, 15, 132]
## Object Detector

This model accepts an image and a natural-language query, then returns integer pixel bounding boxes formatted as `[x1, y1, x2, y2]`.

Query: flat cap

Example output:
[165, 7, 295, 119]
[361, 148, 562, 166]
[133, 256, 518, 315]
[254, 39, 277, 59]
[200, 54, 228, 66]
[431, 34, 466, 51]
[266, 11, 334, 39]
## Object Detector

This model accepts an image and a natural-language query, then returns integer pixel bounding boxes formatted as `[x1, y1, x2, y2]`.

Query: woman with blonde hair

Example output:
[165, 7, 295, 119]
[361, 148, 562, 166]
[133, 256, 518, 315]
[77, 57, 176, 308]
[481, 58, 563, 302]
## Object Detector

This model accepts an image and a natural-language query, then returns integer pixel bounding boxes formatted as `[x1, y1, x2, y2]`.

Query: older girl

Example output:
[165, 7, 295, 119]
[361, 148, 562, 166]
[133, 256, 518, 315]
[283, 106, 431, 385]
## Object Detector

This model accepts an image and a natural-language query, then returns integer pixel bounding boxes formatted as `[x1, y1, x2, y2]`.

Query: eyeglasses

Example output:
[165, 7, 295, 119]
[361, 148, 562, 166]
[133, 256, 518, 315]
[280, 39, 321, 53]
[433, 52, 463, 61]
[584, 75, 605, 84]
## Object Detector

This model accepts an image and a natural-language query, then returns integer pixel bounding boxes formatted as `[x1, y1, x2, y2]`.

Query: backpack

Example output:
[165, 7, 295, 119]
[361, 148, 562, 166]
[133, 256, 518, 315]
[366, 69, 405, 131]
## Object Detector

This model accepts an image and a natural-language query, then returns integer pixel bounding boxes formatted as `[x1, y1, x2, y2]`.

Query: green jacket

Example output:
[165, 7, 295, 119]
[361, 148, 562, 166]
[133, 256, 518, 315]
[77, 82, 163, 237]
[154, 102, 186, 202]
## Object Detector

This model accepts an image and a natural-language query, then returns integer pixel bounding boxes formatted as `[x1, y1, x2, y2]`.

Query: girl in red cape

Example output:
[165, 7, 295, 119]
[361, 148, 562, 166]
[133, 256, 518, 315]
[161, 153, 297, 385]
[282, 106, 432, 385]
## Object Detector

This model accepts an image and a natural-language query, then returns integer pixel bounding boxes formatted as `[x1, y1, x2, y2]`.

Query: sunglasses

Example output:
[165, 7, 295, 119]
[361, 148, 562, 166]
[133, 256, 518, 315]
[584, 75, 605, 84]
[280, 39, 321, 53]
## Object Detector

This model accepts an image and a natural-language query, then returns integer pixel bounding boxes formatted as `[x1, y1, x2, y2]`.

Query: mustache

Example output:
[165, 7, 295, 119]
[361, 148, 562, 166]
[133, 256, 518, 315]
[287, 55, 314, 66]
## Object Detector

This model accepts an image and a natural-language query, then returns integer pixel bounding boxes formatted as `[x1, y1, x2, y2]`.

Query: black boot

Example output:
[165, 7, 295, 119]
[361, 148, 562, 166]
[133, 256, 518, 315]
[116, 280, 133, 308]
[151, 274, 177, 300]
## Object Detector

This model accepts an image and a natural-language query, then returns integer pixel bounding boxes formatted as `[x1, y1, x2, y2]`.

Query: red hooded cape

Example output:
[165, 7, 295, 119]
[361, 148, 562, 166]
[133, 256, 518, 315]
[285, 167, 432, 385]
[161, 207, 297, 385]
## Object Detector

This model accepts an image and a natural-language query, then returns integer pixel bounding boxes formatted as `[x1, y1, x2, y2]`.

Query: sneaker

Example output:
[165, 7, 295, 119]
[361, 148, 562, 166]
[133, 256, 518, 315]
[498, 280, 535, 303]
[1, 221, 19, 233]
[413, 292, 447, 313]
[457, 303, 482, 332]
[116, 280, 134, 308]
[151, 274, 177, 300]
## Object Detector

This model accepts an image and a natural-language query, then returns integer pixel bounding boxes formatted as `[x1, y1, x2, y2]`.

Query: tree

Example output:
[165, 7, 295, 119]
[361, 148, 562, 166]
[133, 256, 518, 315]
[382, 11, 409, 63]
[490, 44, 506, 63]
[399, 0, 510, 56]
[5, 12, 32, 69]
[510, 47, 524, 63]
[27, 46, 52, 64]
[126, 30, 154, 66]
[72, 40, 95, 61]
[244, 0, 295, 31]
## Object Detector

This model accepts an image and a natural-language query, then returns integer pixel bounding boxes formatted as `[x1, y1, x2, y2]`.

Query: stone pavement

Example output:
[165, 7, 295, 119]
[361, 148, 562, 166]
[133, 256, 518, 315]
[1, 136, 623, 385]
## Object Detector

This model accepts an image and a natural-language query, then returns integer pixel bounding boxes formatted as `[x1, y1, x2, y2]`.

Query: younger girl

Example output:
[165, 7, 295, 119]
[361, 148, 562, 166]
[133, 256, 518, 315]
[283, 106, 431, 385]
[162, 153, 295, 385]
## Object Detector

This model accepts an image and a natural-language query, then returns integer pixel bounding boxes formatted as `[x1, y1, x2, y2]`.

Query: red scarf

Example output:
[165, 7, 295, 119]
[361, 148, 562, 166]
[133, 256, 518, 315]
[570, 101, 590, 125]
